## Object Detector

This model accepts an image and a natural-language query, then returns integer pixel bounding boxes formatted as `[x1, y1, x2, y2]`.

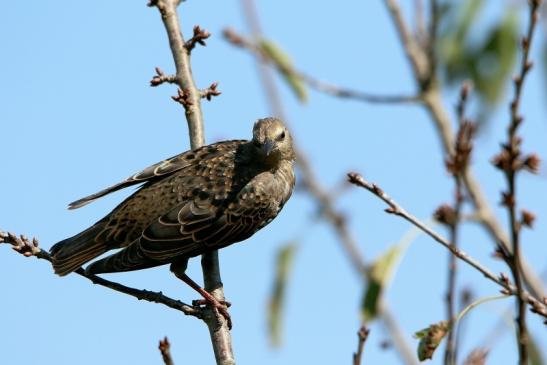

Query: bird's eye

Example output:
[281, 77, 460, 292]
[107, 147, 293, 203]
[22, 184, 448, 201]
[277, 131, 286, 141]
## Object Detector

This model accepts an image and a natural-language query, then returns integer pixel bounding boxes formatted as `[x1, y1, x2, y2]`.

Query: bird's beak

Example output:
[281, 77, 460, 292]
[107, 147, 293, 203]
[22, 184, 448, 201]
[263, 140, 275, 156]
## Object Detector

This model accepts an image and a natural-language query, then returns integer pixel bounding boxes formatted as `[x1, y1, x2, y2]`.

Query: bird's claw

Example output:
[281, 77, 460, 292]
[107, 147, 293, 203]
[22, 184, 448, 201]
[192, 298, 232, 329]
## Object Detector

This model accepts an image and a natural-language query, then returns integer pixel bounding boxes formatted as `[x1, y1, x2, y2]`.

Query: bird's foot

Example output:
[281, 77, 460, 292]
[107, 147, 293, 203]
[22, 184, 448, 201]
[193, 297, 232, 329]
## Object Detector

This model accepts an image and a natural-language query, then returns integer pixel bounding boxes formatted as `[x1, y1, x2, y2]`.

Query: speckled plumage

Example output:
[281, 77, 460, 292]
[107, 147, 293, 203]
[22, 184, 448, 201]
[51, 117, 295, 276]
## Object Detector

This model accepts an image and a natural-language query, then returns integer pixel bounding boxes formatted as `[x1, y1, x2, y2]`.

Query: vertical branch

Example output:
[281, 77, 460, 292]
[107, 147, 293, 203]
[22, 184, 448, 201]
[149, 1, 234, 364]
[437, 83, 474, 365]
[493, 2, 542, 363]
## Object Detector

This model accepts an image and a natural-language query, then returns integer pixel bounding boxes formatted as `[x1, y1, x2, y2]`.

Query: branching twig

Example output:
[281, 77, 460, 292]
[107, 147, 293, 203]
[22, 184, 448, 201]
[185, 25, 211, 52]
[352, 325, 370, 365]
[346, 173, 547, 321]
[222, 28, 419, 105]
[200, 82, 222, 101]
[490, 1, 543, 363]
[0, 230, 201, 318]
[159, 337, 175, 365]
[151, 67, 177, 87]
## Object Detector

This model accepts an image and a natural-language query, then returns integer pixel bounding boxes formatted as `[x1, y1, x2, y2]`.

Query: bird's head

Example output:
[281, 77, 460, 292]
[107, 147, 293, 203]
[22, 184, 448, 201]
[252, 117, 295, 164]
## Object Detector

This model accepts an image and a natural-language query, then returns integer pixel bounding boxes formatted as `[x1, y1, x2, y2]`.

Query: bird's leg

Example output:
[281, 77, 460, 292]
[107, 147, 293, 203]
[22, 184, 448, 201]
[170, 263, 232, 329]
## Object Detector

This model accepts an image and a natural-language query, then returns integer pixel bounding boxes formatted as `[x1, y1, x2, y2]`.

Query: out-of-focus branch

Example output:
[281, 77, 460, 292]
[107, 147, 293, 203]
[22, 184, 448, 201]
[0, 230, 201, 318]
[352, 325, 370, 365]
[238, 1, 418, 364]
[148, 1, 234, 364]
[347, 173, 547, 321]
[159, 337, 175, 365]
[222, 28, 419, 105]
[381, 0, 546, 301]
[436, 83, 474, 365]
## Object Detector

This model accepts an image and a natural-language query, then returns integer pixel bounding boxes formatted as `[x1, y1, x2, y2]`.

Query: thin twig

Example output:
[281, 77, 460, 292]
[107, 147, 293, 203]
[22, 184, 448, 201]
[222, 28, 419, 105]
[149, 1, 234, 364]
[492, 2, 543, 363]
[440, 82, 473, 365]
[352, 325, 370, 365]
[346, 172, 547, 321]
[159, 337, 175, 365]
[0, 230, 201, 318]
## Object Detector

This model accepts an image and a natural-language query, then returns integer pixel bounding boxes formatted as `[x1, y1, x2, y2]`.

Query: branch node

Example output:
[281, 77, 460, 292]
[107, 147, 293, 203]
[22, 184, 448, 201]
[151, 67, 177, 87]
[172, 87, 193, 106]
[185, 25, 211, 52]
[200, 82, 222, 101]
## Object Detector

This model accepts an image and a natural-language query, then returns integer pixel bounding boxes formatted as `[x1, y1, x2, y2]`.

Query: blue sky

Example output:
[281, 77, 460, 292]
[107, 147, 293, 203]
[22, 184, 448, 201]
[1, 1, 546, 364]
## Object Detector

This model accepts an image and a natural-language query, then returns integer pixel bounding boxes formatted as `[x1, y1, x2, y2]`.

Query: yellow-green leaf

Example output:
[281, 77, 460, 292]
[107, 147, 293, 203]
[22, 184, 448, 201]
[360, 222, 428, 322]
[267, 243, 297, 347]
[259, 39, 308, 103]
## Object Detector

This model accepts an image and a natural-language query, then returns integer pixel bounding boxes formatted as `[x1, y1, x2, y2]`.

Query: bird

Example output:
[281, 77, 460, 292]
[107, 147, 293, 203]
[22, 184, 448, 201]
[50, 117, 295, 325]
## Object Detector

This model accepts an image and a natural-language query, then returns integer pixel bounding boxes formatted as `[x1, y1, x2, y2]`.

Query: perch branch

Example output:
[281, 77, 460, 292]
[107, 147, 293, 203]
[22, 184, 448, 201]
[0, 230, 201, 318]
[149, 1, 234, 364]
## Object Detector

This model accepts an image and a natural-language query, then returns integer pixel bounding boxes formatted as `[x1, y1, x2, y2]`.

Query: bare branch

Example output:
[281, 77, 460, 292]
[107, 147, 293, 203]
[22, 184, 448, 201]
[381, 0, 545, 301]
[352, 325, 370, 365]
[0, 230, 201, 318]
[346, 172, 547, 321]
[159, 337, 175, 365]
[151, 67, 177, 87]
[200, 82, 222, 101]
[222, 28, 419, 105]
[441, 82, 474, 365]
[185, 25, 211, 52]
[383, 0, 430, 86]
[490, 1, 543, 363]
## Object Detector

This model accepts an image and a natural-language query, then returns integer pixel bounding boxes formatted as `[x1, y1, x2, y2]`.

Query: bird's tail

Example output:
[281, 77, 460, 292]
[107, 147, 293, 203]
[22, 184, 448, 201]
[85, 241, 160, 275]
[50, 223, 109, 276]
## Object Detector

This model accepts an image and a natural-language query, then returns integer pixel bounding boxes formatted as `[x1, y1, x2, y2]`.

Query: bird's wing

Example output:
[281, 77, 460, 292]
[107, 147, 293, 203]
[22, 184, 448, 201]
[138, 183, 276, 262]
[67, 142, 241, 210]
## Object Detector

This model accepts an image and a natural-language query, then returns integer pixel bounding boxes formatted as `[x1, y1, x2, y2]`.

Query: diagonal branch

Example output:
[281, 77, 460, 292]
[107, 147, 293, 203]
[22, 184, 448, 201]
[347, 172, 547, 321]
[222, 28, 419, 105]
[0, 230, 201, 318]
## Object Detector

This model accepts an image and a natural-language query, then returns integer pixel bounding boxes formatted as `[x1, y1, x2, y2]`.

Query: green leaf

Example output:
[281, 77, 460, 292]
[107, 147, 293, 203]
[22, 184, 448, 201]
[360, 223, 429, 322]
[267, 242, 297, 347]
[259, 39, 308, 103]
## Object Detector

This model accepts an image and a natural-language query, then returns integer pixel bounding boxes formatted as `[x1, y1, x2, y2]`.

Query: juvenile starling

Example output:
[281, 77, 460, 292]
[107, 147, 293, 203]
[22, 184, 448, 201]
[50, 117, 295, 323]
